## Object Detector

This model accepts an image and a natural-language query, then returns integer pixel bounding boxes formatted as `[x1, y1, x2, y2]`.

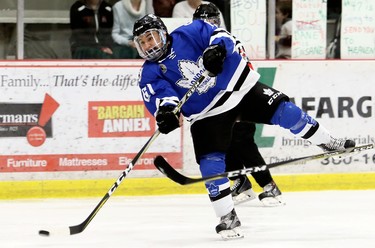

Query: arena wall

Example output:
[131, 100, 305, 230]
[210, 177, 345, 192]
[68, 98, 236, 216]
[1, 60, 374, 199]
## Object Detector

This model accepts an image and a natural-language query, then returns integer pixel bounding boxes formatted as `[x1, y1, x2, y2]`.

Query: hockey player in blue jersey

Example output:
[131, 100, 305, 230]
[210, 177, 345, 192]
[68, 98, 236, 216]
[193, 2, 285, 207]
[133, 14, 355, 240]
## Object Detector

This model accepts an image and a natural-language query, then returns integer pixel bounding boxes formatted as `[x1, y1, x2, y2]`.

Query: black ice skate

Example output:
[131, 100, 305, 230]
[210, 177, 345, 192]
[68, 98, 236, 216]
[318, 137, 356, 152]
[215, 208, 244, 240]
[231, 176, 257, 205]
[258, 181, 285, 207]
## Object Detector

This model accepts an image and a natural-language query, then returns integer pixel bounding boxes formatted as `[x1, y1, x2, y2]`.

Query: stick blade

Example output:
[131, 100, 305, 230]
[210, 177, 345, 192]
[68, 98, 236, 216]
[154, 156, 189, 185]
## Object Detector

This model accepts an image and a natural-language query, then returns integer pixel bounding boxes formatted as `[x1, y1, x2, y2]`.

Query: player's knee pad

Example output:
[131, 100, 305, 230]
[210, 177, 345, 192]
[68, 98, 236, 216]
[270, 101, 318, 136]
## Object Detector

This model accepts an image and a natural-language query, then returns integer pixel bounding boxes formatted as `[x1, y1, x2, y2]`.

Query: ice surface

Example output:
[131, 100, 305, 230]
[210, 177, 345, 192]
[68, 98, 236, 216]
[1, 190, 374, 247]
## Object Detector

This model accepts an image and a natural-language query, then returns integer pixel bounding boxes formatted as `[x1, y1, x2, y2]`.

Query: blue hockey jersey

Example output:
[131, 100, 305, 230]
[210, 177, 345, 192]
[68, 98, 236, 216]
[138, 20, 260, 123]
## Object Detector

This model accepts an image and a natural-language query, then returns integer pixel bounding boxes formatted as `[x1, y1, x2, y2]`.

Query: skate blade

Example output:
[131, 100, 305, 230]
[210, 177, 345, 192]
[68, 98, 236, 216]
[260, 196, 286, 207]
[218, 227, 244, 240]
[233, 189, 257, 205]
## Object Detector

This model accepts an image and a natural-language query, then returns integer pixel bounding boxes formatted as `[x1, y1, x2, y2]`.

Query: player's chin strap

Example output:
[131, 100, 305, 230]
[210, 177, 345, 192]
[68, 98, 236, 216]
[154, 143, 374, 185]
[38, 70, 209, 237]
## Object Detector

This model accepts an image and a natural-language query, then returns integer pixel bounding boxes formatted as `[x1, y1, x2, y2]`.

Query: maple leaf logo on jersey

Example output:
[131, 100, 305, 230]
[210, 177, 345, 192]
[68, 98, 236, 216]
[176, 59, 215, 94]
[263, 88, 275, 96]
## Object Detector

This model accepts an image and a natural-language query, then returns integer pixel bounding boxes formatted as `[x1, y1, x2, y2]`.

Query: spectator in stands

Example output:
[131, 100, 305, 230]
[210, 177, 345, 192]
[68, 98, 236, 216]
[69, 0, 114, 59]
[172, 0, 226, 29]
[112, 0, 154, 59]
[153, 0, 176, 17]
[275, 1, 292, 59]
[326, 14, 341, 59]
[146, 0, 155, 13]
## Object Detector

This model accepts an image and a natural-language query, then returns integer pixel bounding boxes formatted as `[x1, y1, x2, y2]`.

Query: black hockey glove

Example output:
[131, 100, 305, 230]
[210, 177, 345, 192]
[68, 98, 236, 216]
[156, 105, 181, 134]
[203, 44, 227, 77]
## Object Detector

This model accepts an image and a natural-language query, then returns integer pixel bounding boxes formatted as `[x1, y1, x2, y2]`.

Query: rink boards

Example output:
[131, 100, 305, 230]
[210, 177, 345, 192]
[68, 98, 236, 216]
[0, 60, 375, 199]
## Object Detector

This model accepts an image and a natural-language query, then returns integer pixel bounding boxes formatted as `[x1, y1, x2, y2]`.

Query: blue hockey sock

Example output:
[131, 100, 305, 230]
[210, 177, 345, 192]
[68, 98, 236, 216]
[200, 152, 228, 190]
[199, 152, 233, 217]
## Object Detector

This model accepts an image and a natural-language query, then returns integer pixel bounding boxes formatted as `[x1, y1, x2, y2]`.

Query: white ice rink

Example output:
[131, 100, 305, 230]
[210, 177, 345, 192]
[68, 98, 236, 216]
[1, 190, 375, 248]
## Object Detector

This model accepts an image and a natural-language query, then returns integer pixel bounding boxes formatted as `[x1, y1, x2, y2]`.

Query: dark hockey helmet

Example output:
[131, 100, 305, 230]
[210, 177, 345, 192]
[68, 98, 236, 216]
[193, 3, 221, 27]
[133, 14, 169, 61]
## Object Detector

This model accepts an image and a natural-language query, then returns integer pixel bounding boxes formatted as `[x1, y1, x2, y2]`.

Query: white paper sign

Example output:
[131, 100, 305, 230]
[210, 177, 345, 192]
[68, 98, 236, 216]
[341, 0, 375, 58]
[292, 0, 327, 59]
[230, 0, 267, 59]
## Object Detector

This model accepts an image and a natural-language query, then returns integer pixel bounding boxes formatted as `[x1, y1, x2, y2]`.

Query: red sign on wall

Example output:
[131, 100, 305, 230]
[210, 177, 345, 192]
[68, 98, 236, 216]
[88, 101, 155, 137]
[0, 152, 182, 172]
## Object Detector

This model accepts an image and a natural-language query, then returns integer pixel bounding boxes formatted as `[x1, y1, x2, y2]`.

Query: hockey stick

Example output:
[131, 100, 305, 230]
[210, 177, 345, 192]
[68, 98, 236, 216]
[154, 143, 374, 185]
[38, 71, 209, 237]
